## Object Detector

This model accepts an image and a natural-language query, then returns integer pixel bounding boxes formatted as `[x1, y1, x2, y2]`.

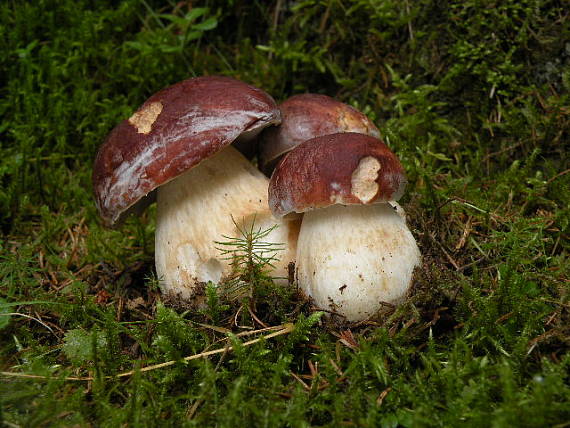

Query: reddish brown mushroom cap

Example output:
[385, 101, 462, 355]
[259, 94, 380, 174]
[93, 76, 281, 226]
[268, 133, 406, 217]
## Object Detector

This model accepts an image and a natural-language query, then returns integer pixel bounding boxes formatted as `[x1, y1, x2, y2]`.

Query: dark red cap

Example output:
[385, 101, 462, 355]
[259, 94, 379, 174]
[93, 76, 280, 226]
[269, 133, 406, 217]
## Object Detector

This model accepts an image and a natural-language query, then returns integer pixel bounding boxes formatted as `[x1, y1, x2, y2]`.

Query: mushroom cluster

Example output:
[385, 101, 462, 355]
[93, 76, 420, 321]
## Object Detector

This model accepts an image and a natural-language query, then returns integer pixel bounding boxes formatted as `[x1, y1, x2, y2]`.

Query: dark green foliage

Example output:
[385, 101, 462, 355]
[1, 0, 569, 426]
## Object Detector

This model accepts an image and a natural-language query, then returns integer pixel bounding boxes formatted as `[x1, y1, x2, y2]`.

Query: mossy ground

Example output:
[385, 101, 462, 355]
[1, 1, 568, 426]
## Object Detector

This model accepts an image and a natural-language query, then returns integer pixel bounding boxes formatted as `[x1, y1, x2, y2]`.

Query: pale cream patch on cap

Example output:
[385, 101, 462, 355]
[351, 156, 381, 203]
[128, 101, 163, 134]
[338, 109, 362, 133]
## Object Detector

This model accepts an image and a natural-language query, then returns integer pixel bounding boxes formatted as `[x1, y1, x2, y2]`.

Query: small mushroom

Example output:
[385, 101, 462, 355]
[93, 76, 298, 302]
[258, 93, 380, 175]
[269, 133, 420, 322]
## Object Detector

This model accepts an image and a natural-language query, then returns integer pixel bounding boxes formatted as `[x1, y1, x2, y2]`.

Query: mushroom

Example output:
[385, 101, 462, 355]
[93, 76, 298, 302]
[258, 93, 380, 175]
[269, 133, 421, 322]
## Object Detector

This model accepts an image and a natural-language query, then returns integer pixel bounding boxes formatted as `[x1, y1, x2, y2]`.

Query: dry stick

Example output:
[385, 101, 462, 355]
[455, 216, 472, 250]
[268, 0, 283, 60]
[404, 0, 414, 41]
[249, 304, 270, 329]
[428, 232, 461, 270]
[546, 168, 570, 185]
[1, 323, 294, 382]
[290, 371, 310, 391]
[0, 313, 56, 335]
[186, 398, 204, 420]
[272, 0, 282, 33]
[376, 387, 392, 406]
[482, 141, 523, 161]
[318, 1, 331, 34]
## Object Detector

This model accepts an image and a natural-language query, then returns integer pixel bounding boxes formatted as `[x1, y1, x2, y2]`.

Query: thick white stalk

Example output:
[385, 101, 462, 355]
[296, 203, 420, 322]
[155, 146, 297, 302]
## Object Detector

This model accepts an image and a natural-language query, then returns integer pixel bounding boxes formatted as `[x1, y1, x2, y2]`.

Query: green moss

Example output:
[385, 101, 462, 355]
[1, 0, 568, 426]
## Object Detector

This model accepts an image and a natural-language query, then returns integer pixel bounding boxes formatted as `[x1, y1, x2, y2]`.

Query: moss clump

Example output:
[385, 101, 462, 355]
[1, 0, 568, 426]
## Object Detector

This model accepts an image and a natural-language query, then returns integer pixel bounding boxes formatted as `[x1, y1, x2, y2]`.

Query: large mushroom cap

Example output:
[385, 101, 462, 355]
[93, 76, 281, 226]
[259, 93, 380, 174]
[269, 133, 406, 217]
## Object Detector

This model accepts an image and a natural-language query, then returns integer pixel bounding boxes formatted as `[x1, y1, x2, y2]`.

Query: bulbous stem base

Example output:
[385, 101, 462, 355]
[296, 203, 420, 322]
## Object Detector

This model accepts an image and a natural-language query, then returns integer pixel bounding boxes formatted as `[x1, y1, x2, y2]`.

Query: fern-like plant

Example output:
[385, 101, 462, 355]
[215, 217, 285, 302]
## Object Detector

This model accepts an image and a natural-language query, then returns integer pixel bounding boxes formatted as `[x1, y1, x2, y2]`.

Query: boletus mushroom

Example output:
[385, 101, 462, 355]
[269, 133, 421, 322]
[258, 93, 380, 175]
[93, 76, 298, 302]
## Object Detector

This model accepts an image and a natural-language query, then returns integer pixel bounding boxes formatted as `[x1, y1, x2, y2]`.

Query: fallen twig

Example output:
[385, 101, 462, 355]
[1, 323, 294, 382]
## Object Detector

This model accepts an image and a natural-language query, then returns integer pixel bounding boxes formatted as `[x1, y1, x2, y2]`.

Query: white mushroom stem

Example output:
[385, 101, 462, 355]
[155, 146, 298, 301]
[295, 202, 420, 322]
